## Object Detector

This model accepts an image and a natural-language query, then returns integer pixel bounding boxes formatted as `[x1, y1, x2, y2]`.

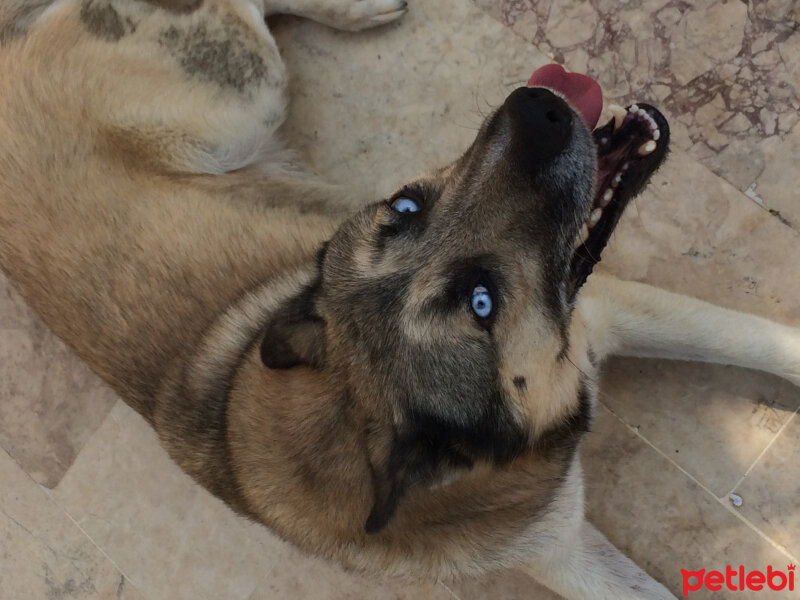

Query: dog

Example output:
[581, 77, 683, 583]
[1, 1, 798, 598]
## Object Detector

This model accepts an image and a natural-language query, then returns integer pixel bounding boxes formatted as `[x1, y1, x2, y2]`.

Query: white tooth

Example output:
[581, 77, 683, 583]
[608, 104, 626, 130]
[612, 173, 622, 187]
[638, 140, 657, 155]
[622, 161, 630, 171]
[629, 104, 639, 112]
[652, 129, 661, 141]
[579, 224, 590, 244]
[589, 207, 603, 227]
[601, 188, 613, 206]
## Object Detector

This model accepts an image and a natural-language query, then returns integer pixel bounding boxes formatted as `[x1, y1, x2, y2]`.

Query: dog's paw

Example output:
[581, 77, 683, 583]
[326, 0, 408, 31]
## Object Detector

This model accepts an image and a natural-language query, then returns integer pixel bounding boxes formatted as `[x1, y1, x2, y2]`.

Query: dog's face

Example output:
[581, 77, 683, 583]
[261, 87, 669, 532]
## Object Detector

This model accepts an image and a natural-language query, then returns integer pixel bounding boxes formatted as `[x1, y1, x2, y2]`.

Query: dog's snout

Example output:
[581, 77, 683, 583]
[504, 87, 573, 161]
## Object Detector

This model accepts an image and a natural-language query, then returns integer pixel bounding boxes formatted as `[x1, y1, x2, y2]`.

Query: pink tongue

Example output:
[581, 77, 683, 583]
[527, 64, 602, 130]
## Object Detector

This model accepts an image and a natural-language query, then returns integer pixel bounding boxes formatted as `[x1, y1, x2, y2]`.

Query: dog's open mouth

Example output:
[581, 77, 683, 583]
[527, 64, 670, 296]
[569, 102, 670, 292]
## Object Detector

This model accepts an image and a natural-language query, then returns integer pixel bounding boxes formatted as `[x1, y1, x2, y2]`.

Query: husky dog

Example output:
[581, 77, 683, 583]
[0, 1, 797, 598]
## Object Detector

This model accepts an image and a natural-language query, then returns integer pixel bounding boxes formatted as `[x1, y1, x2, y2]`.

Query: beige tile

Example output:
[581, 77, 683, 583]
[52, 401, 281, 600]
[274, 0, 554, 195]
[599, 358, 799, 497]
[583, 405, 795, 599]
[734, 412, 800, 560]
[0, 272, 117, 488]
[52, 400, 458, 600]
[473, 0, 800, 231]
[246, 544, 455, 600]
[601, 150, 800, 321]
[0, 446, 146, 600]
[448, 567, 560, 600]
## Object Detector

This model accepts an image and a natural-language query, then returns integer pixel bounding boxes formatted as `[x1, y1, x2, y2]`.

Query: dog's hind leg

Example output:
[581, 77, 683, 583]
[261, 0, 407, 31]
[579, 273, 800, 386]
[17, 0, 295, 175]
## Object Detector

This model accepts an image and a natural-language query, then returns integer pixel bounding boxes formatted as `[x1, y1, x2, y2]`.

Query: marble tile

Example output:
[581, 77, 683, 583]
[448, 567, 560, 600]
[0, 271, 117, 488]
[0, 446, 146, 600]
[473, 0, 800, 231]
[52, 401, 283, 600]
[753, 119, 800, 229]
[734, 412, 800, 560]
[582, 404, 795, 598]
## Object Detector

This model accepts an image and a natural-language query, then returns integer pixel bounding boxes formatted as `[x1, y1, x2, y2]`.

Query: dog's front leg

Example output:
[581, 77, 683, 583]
[578, 273, 800, 386]
[522, 518, 676, 599]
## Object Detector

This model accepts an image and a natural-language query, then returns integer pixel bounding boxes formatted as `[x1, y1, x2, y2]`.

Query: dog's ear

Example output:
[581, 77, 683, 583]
[364, 418, 474, 534]
[260, 283, 326, 369]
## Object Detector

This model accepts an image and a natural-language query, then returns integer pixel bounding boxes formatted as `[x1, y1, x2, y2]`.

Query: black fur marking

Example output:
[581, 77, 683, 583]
[161, 320, 263, 519]
[512, 375, 527, 390]
[586, 344, 597, 367]
[556, 319, 570, 361]
[140, 0, 203, 13]
[532, 380, 592, 457]
[159, 16, 269, 92]
[80, 0, 127, 41]
[366, 399, 527, 533]
[314, 242, 329, 270]
[260, 281, 325, 369]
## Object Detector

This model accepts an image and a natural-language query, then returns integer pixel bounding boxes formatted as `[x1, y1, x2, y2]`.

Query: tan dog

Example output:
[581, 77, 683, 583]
[1, 1, 798, 599]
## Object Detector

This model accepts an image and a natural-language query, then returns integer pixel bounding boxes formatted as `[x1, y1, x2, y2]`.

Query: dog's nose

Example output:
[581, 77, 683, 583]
[504, 87, 573, 161]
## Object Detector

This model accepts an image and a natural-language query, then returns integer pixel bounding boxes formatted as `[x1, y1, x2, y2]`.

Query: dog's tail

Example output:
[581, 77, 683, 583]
[0, 0, 55, 44]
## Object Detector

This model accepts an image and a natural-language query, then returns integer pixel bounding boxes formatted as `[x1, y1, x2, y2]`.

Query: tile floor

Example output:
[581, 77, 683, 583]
[1, 0, 798, 598]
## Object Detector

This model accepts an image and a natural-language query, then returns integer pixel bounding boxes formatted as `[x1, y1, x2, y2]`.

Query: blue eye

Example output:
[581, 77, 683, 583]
[391, 197, 420, 213]
[471, 285, 493, 319]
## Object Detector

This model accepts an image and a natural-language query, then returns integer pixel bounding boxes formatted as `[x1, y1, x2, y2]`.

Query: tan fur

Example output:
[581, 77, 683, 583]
[1, 2, 798, 599]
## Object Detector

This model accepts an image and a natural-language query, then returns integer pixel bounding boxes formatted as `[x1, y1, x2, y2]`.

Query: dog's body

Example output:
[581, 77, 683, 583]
[0, 1, 798, 598]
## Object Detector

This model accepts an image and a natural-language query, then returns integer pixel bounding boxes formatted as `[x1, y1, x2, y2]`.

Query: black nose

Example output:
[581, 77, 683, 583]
[503, 87, 573, 162]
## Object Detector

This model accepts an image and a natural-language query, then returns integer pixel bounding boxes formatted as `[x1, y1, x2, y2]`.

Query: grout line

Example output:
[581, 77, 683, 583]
[718, 498, 800, 565]
[1, 446, 150, 598]
[599, 401, 720, 499]
[57, 505, 152, 598]
[440, 581, 463, 600]
[599, 401, 800, 565]
[727, 406, 799, 496]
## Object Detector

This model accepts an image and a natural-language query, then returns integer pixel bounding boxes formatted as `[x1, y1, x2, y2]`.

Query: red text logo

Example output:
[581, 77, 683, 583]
[681, 565, 795, 596]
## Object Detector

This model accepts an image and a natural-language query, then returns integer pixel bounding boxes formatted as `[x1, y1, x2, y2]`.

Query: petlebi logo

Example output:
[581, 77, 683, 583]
[681, 564, 795, 597]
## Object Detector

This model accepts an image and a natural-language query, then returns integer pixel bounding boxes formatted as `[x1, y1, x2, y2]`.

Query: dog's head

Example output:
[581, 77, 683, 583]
[261, 76, 669, 533]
